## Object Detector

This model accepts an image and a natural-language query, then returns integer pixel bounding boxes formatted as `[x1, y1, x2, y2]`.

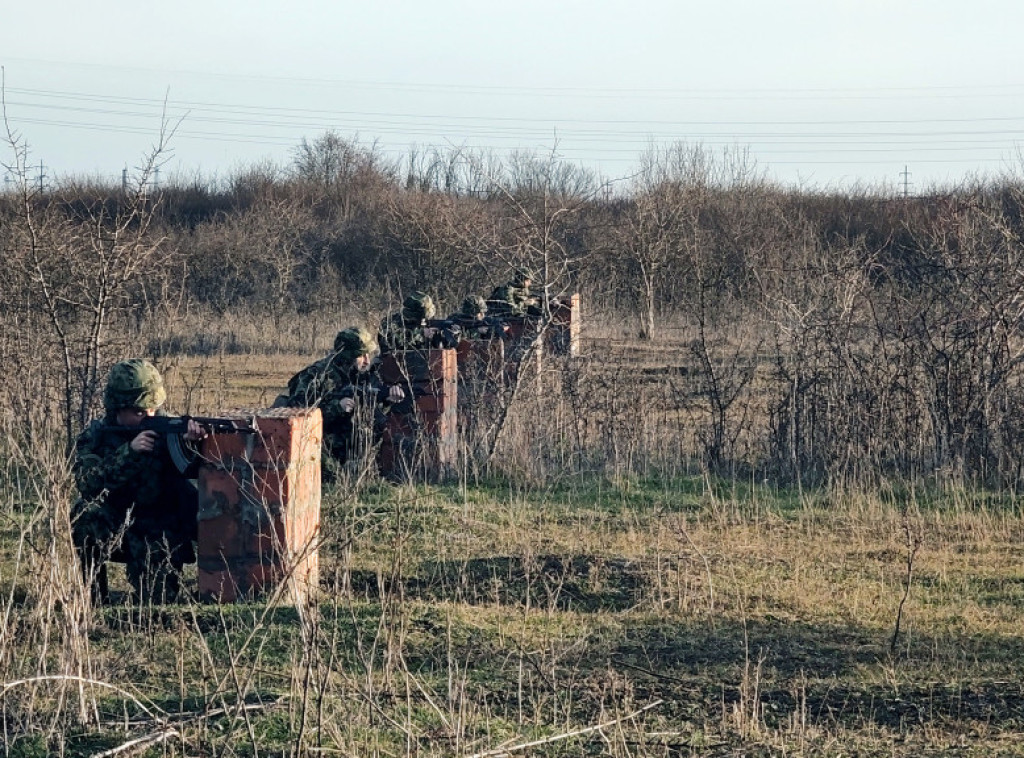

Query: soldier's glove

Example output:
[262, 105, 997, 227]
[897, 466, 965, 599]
[339, 398, 356, 414]
[387, 385, 405, 403]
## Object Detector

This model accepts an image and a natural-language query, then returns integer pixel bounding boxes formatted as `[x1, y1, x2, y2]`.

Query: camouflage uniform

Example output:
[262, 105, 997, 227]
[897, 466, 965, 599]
[487, 268, 543, 318]
[378, 291, 460, 354]
[448, 295, 506, 341]
[71, 359, 198, 604]
[283, 327, 404, 476]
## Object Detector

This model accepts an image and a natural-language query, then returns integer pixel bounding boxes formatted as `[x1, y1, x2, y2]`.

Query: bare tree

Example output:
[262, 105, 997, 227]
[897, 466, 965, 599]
[2, 87, 179, 440]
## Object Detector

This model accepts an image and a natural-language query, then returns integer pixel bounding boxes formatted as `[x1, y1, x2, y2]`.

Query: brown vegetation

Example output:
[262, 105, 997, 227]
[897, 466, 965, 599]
[4, 133, 1024, 485]
[5, 130, 1024, 754]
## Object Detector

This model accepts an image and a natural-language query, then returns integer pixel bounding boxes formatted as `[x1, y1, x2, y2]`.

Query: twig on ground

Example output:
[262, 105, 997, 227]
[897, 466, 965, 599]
[465, 699, 664, 758]
[90, 728, 179, 758]
[0, 675, 164, 722]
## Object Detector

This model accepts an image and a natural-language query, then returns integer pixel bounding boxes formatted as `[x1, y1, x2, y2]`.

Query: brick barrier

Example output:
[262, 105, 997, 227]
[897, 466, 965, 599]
[547, 293, 580, 357]
[196, 407, 322, 604]
[378, 348, 457, 481]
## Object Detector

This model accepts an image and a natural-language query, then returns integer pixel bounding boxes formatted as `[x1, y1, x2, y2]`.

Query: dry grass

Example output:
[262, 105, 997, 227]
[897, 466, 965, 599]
[4, 351, 1024, 756]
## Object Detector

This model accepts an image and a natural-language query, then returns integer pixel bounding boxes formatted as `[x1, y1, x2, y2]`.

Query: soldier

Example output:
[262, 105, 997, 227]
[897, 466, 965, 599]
[378, 291, 460, 354]
[282, 326, 406, 477]
[71, 359, 206, 604]
[447, 295, 508, 341]
[487, 267, 543, 318]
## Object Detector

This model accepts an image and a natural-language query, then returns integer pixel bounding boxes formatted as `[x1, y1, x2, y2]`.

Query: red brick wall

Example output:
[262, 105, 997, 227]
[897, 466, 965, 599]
[547, 293, 581, 357]
[378, 348, 457, 481]
[196, 408, 322, 603]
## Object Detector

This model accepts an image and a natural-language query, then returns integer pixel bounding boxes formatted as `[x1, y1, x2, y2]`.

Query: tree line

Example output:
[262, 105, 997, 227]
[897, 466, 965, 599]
[4, 131, 1024, 487]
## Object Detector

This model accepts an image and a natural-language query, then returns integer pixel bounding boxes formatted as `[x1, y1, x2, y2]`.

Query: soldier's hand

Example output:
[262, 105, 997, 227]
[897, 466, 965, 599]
[339, 397, 356, 413]
[387, 385, 405, 403]
[130, 430, 159, 453]
[184, 419, 208, 442]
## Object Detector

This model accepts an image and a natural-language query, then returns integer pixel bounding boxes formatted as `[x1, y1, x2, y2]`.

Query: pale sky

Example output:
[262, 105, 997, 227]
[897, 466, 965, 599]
[2, 0, 1022, 192]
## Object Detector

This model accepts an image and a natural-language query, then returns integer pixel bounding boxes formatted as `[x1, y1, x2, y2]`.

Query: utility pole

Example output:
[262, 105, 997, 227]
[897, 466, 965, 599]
[900, 165, 912, 198]
[122, 166, 128, 194]
[36, 160, 46, 193]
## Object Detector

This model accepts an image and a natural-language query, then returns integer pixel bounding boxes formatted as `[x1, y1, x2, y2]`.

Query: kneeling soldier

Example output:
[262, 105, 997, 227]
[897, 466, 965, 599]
[282, 327, 406, 478]
[378, 291, 460, 354]
[72, 359, 206, 604]
[448, 295, 508, 341]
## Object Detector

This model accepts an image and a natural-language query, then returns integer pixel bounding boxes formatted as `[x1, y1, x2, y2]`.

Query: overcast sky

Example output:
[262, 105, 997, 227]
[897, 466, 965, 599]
[2, 0, 1022, 192]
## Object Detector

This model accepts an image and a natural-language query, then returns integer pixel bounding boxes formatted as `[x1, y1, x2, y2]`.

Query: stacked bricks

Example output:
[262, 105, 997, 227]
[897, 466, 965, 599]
[501, 293, 582, 386]
[501, 316, 543, 388]
[378, 348, 457, 481]
[546, 293, 581, 357]
[455, 338, 506, 460]
[455, 338, 505, 402]
[197, 407, 322, 604]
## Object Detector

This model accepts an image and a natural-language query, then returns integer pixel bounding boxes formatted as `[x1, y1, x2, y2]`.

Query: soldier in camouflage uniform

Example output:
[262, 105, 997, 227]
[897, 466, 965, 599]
[487, 268, 543, 318]
[72, 359, 206, 604]
[378, 291, 460, 354]
[447, 295, 509, 341]
[282, 327, 407, 477]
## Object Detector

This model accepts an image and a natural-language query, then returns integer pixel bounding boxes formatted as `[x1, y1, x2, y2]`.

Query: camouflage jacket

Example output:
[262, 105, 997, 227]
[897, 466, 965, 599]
[72, 415, 199, 536]
[447, 313, 507, 340]
[487, 284, 542, 318]
[378, 314, 460, 354]
[285, 356, 391, 430]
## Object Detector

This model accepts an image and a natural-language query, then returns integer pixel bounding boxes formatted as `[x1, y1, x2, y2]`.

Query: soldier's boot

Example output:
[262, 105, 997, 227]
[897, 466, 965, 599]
[76, 545, 110, 605]
[127, 559, 182, 605]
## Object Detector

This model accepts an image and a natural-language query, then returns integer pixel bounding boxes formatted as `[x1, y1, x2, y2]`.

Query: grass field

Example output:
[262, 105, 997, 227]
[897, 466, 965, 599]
[4, 352, 1024, 756]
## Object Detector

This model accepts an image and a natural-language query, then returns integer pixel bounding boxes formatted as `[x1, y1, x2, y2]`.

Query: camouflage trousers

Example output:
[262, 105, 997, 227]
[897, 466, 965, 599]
[71, 499, 197, 604]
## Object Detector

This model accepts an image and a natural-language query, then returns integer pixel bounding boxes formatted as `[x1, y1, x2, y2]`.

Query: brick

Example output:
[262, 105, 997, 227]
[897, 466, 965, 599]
[378, 349, 458, 481]
[246, 517, 287, 556]
[201, 428, 256, 465]
[195, 407, 321, 604]
[197, 514, 244, 559]
[252, 467, 289, 504]
[545, 293, 581, 357]
[415, 395, 456, 415]
[198, 466, 242, 515]
[198, 567, 240, 602]
[242, 560, 275, 593]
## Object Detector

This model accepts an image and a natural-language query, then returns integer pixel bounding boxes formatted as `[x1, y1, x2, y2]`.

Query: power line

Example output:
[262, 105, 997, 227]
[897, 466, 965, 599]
[9, 85, 1024, 129]
[6, 56, 1024, 100]
[5, 81, 1022, 183]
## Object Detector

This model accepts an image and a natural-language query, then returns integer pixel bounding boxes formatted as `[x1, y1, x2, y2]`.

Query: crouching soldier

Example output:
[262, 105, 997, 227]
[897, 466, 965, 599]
[487, 267, 543, 318]
[71, 359, 206, 604]
[281, 327, 406, 479]
[448, 295, 509, 341]
[378, 291, 460, 354]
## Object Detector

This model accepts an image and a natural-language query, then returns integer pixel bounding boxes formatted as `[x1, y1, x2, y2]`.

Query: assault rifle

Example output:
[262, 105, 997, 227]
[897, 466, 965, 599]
[423, 318, 462, 349]
[101, 415, 256, 474]
[471, 315, 511, 340]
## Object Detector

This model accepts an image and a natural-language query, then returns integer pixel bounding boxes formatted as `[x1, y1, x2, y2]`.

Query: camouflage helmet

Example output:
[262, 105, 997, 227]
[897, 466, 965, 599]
[401, 291, 436, 323]
[511, 267, 536, 287]
[461, 295, 488, 318]
[103, 358, 166, 412]
[333, 326, 377, 360]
